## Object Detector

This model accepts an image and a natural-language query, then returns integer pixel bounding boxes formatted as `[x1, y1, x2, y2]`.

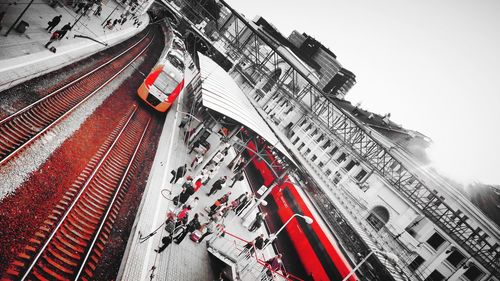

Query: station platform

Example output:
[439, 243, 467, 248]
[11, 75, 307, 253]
[0, 0, 148, 91]
[117, 56, 279, 281]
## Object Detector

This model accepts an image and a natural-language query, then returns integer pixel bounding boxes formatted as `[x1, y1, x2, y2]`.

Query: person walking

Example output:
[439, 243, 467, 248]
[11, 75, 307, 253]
[193, 178, 203, 192]
[240, 234, 265, 258]
[229, 171, 244, 188]
[177, 182, 194, 206]
[58, 23, 71, 38]
[207, 192, 231, 217]
[176, 206, 191, 228]
[75, 2, 85, 13]
[45, 30, 62, 48]
[207, 176, 227, 196]
[233, 158, 246, 174]
[249, 212, 266, 232]
[170, 164, 187, 183]
[174, 213, 200, 244]
[46, 15, 62, 32]
[155, 213, 177, 253]
[235, 193, 254, 216]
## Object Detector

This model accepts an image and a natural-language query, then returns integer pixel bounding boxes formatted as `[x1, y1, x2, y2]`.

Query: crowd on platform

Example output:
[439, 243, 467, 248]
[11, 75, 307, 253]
[43, 0, 142, 51]
[150, 125, 288, 279]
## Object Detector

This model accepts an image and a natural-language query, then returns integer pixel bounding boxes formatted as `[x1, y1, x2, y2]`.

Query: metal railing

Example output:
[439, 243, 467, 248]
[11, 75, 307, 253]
[207, 230, 303, 281]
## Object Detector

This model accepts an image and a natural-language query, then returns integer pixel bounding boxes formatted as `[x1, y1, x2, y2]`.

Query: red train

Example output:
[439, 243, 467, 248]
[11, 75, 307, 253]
[137, 40, 185, 112]
[245, 140, 357, 281]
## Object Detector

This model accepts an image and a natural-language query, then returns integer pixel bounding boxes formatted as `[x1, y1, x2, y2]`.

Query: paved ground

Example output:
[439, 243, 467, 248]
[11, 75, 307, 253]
[0, 0, 148, 91]
[118, 57, 275, 281]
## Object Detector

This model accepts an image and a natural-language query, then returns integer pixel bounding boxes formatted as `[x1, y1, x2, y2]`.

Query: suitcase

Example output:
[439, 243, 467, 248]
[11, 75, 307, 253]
[190, 230, 202, 242]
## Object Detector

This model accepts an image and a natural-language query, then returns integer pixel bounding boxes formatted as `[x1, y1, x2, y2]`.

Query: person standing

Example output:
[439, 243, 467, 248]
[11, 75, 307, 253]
[249, 212, 266, 232]
[184, 196, 199, 210]
[46, 15, 62, 32]
[236, 193, 254, 216]
[229, 171, 244, 188]
[262, 254, 286, 278]
[170, 164, 187, 183]
[155, 213, 177, 253]
[207, 176, 227, 196]
[174, 213, 200, 244]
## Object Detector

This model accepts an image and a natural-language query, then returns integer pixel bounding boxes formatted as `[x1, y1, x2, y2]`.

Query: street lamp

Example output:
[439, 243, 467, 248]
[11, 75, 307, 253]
[263, 213, 313, 249]
[341, 250, 399, 281]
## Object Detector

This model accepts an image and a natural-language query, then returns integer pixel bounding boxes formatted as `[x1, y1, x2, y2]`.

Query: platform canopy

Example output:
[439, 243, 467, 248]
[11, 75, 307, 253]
[197, 52, 296, 167]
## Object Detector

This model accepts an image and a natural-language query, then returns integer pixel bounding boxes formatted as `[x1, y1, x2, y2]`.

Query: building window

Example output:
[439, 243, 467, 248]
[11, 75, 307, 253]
[446, 249, 465, 267]
[299, 119, 307, 127]
[366, 206, 390, 231]
[318, 161, 324, 168]
[424, 270, 445, 281]
[305, 124, 312, 131]
[292, 137, 300, 145]
[345, 160, 356, 171]
[322, 140, 331, 149]
[298, 143, 305, 150]
[311, 155, 317, 161]
[328, 146, 338, 156]
[408, 255, 425, 271]
[336, 153, 347, 163]
[426, 232, 446, 250]
[325, 169, 332, 176]
[463, 264, 483, 281]
[311, 128, 318, 136]
[289, 130, 295, 138]
[305, 148, 311, 155]
[355, 169, 368, 181]
[317, 134, 324, 142]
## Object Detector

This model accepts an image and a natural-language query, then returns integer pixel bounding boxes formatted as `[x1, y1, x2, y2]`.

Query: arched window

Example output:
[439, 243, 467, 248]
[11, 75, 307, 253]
[367, 206, 390, 231]
[262, 68, 282, 92]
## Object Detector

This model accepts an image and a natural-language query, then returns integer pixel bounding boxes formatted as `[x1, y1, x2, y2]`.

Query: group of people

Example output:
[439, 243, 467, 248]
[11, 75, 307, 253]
[157, 125, 289, 278]
[44, 15, 72, 49]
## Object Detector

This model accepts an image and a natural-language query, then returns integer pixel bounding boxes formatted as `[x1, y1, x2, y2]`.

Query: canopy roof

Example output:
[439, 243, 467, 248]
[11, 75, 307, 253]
[197, 52, 296, 166]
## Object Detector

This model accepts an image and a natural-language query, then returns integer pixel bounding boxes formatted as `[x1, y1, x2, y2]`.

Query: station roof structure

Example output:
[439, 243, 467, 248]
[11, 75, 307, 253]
[197, 52, 296, 166]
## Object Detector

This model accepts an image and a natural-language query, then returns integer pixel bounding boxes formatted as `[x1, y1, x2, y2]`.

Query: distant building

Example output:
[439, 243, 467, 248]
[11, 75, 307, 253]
[288, 31, 356, 99]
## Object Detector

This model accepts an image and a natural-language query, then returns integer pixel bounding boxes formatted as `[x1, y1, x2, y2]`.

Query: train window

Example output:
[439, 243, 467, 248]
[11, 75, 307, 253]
[167, 54, 185, 70]
[426, 232, 446, 250]
[155, 72, 178, 94]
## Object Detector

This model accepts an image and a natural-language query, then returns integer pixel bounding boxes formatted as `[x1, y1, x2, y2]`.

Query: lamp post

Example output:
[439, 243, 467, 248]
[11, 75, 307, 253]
[341, 250, 399, 281]
[263, 213, 313, 249]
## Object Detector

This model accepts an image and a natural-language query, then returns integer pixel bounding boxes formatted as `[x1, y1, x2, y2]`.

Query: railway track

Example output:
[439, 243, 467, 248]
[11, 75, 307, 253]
[0, 29, 154, 167]
[5, 107, 151, 280]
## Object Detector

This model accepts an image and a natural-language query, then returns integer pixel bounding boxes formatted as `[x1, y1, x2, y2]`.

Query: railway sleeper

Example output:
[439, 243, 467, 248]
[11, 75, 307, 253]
[24, 110, 51, 126]
[64, 223, 93, 241]
[88, 183, 114, 199]
[70, 209, 100, 229]
[4, 122, 31, 141]
[35, 259, 68, 281]
[88, 183, 112, 199]
[0, 128, 23, 146]
[74, 205, 100, 224]
[46, 245, 79, 268]
[66, 218, 95, 236]
[59, 227, 88, 247]
[93, 179, 119, 195]
[55, 235, 84, 255]
[16, 115, 41, 132]
[81, 195, 107, 212]
[42, 254, 75, 275]
[29, 237, 42, 245]
[94, 174, 119, 189]
[69, 212, 98, 230]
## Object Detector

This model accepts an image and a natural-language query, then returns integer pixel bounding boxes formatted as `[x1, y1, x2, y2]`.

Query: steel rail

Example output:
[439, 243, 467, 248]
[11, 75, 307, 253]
[0, 33, 155, 167]
[75, 117, 151, 280]
[20, 107, 139, 280]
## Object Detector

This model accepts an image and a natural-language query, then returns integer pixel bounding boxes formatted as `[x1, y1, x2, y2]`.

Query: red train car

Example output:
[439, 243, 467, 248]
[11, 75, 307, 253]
[137, 49, 185, 112]
[245, 140, 357, 281]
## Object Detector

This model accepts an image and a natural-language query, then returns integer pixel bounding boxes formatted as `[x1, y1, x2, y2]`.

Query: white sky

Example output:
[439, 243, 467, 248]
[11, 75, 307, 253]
[226, 0, 500, 185]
